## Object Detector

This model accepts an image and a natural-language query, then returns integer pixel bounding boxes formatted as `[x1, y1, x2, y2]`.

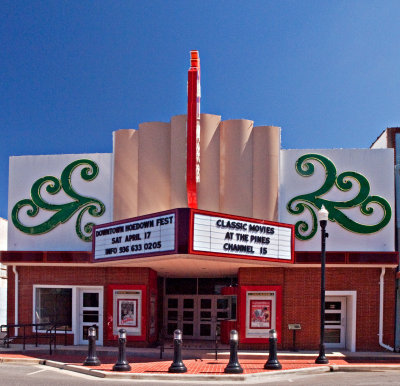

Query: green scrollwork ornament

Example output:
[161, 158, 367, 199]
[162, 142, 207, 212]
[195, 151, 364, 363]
[12, 159, 106, 242]
[287, 153, 391, 240]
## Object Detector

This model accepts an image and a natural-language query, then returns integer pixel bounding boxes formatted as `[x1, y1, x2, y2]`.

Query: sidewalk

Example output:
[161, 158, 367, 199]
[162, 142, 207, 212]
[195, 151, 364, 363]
[1, 344, 400, 380]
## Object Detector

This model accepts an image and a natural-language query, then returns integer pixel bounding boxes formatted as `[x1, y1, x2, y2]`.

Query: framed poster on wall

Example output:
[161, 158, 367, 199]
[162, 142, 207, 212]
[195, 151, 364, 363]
[239, 285, 282, 343]
[107, 284, 147, 341]
[250, 299, 271, 329]
[117, 299, 138, 327]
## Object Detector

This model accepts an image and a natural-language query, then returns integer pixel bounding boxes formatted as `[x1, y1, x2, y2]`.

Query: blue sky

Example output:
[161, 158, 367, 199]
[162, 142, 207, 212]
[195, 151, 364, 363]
[1, 0, 400, 219]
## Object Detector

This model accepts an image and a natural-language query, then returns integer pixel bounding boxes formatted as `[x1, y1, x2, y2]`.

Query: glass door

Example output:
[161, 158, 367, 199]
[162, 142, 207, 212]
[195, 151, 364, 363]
[78, 289, 103, 345]
[166, 297, 179, 336]
[198, 296, 214, 339]
[197, 296, 231, 340]
[165, 296, 196, 339]
[325, 297, 346, 348]
[181, 296, 195, 339]
[165, 294, 233, 340]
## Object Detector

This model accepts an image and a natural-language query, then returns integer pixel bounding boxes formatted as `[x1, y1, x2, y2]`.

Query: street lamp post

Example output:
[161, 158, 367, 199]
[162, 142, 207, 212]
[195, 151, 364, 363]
[315, 205, 329, 365]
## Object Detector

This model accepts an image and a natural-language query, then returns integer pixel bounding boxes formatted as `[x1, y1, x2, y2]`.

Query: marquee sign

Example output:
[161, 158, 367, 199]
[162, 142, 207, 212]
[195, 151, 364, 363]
[93, 211, 176, 261]
[93, 209, 293, 263]
[190, 210, 294, 262]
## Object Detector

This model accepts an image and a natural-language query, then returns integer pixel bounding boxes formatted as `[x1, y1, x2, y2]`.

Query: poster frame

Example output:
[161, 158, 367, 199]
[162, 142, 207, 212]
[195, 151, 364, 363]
[239, 285, 282, 343]
[106, 284, 147, 342]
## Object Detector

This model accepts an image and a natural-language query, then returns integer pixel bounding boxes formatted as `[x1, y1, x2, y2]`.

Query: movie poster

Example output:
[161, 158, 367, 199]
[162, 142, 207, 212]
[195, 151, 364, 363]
[250, 300, 271, 329]
[117, 299, 138, 327]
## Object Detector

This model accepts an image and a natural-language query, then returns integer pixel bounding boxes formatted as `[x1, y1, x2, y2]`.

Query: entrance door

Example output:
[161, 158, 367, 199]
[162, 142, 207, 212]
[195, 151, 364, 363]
[165, 296, 196, 338]
[325, 297, 346, 348]
[165, 297, 179, 336]
[198, 296, 215, 339]
[181, 296, 195, 339]
[78, 289, 103, 345]
[165, 295, 231, 340]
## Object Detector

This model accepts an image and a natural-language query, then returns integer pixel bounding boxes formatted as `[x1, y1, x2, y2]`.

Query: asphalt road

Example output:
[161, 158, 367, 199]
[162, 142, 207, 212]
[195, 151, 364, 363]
[1, 363, 400, 385]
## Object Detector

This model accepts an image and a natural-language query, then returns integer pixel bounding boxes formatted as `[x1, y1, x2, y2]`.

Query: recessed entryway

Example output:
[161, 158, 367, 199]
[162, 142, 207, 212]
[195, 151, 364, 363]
[325, 291, 356, 352]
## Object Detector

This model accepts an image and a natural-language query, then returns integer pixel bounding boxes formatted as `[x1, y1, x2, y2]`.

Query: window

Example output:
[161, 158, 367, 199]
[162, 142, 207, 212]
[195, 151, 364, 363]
[35, 288, 72, 330]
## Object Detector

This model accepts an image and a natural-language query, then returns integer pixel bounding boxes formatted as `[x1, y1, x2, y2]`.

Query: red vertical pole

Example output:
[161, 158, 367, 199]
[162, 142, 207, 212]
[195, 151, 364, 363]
[187, 50, 200, 208]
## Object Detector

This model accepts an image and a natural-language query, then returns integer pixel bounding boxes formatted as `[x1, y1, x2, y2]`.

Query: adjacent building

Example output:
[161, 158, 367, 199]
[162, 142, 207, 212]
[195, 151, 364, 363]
[370, 127, 400, 351]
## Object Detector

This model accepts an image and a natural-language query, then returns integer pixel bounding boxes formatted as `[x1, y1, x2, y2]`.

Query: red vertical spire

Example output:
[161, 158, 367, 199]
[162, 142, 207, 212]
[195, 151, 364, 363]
[187, 51, 201, 208]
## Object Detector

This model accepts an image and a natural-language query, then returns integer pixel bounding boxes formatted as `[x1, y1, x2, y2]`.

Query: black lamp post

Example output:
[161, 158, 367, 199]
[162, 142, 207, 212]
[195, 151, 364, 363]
[113, 329, 131, 371]
[224, 330, 243, 374]
[315, 205, 329, 364]
[83, 326, 101, 366]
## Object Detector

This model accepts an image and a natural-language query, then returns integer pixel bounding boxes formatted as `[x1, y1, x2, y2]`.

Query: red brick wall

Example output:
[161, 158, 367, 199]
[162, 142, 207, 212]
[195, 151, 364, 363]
[8, 266, 154, 346]
[239, 266, 396, 351]
[6, 264, 396, 351]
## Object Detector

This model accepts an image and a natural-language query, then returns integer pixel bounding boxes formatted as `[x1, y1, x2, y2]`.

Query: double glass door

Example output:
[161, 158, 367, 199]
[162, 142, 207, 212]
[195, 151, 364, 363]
[165, 295, 230, 340]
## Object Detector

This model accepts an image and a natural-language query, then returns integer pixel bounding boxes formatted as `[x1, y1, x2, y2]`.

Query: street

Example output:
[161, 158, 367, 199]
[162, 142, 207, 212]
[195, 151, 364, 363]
[1, 364, 400, 385]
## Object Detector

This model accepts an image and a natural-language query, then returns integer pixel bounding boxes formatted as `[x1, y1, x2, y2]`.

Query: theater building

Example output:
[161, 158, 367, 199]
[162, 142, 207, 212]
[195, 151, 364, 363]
[0, 54, 398, 352]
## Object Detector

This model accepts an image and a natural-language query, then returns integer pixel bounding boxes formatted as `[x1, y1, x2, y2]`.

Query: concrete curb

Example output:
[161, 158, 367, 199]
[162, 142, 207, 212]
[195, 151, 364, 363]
[41, 360, 331, 381]
[41, 360, 106, 378]
[332, 364, 400, 372]
[0, 357, 42, 365]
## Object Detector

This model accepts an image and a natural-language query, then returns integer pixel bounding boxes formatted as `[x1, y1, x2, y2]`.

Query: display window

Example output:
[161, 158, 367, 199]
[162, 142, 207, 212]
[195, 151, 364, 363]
[239, 285, 282, 343]
[34, 287, 72, 330]
[32, 285, 104, 345]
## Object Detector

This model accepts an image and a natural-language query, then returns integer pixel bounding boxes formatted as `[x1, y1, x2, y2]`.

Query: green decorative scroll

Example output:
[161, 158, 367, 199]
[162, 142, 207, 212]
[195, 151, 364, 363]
[287, 153, 392, 241]
[12, 159, 106, 242]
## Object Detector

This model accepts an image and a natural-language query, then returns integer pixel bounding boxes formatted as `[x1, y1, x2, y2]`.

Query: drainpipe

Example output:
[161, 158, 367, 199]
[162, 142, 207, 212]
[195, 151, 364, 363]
[379, 268, 394, 351]
[12, 266, 18, 336]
